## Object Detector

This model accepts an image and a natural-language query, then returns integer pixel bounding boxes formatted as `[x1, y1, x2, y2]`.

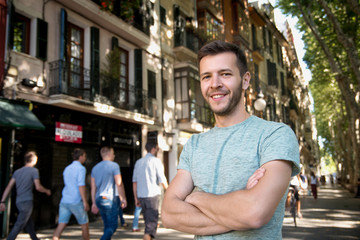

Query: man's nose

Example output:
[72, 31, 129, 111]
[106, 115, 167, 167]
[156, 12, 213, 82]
[210, 74, 222, 88]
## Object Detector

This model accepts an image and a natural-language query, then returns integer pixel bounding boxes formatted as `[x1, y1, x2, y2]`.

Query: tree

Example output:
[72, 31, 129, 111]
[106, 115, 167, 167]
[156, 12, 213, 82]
[277, 0, 360, 191]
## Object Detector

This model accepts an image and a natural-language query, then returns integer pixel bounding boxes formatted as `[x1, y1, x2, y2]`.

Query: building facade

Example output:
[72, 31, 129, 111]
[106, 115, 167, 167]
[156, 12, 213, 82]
[0, 0, 318, 236]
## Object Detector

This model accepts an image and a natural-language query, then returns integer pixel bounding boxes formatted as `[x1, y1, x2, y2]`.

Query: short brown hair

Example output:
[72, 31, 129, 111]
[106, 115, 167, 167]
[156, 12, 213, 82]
[72, 148, 86, 160]
[100, 146, 113, 158]
[198, 40, 248, 77]
[145, 141, 157, 152]
[24, 151, 37, 164]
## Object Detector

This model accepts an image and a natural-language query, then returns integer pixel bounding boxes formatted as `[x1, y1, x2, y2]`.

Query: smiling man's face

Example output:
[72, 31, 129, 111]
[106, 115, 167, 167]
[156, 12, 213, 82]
[200, 52, 244, 116]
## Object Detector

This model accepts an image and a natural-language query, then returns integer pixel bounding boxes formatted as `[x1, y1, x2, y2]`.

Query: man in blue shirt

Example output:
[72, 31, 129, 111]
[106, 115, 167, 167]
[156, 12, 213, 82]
[53, 148, 89, 240]
[133, 141, 168, 240]
[91, 146, 127, 240]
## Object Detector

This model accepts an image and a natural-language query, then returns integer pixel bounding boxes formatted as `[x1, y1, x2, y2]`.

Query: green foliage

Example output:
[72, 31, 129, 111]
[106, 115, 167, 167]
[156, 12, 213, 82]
[101, 48, 120, 89]
[276, 0, 360, 179]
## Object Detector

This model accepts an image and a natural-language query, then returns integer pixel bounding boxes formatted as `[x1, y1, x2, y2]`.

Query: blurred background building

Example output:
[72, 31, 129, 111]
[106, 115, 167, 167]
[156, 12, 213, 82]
[0, 0, 319, 237]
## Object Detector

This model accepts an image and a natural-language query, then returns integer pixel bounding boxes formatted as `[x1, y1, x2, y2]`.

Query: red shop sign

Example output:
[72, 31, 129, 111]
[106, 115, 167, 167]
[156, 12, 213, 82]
[55, 122, 83, 144]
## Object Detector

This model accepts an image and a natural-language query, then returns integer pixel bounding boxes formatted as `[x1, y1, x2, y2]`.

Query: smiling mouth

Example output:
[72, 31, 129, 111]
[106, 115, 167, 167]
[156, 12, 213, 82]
[211, 93, 227, 100]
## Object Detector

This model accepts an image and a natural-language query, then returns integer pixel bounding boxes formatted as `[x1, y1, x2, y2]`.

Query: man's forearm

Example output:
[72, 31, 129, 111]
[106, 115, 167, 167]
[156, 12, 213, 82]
[162, 195, 231, 235]
[185, 190, 257, 230]
[79, 186, 87, 203]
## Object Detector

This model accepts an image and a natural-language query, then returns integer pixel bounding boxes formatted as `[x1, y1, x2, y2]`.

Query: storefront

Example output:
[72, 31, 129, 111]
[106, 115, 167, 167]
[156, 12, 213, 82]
[1, 101, 142, 231]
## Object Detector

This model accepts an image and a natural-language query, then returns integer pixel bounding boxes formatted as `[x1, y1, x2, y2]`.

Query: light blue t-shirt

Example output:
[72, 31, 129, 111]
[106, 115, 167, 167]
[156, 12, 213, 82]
[132, 153, 167, 198]
[61, 161, 86, 204]
[91, 160, 121, 200]
[178, 116, 300, 240]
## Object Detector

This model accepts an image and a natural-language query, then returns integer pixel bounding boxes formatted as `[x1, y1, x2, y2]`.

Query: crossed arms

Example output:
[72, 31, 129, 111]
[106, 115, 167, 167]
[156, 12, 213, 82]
[161, 160, 292, 235]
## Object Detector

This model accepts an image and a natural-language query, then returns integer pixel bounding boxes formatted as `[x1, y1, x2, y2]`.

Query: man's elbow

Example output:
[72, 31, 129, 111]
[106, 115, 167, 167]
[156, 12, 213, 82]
[233, 207, 272, 230]
[161, 208, 173, 229]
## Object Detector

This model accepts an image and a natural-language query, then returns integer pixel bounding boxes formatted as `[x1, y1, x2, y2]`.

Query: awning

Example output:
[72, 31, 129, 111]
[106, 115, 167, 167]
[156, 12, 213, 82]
[0, 99, 45, 130]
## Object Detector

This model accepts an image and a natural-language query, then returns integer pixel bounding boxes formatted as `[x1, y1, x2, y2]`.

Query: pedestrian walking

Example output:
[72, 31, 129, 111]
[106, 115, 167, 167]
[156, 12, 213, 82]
[161, 40, 300, 239]
[132, 206, 142, 232]
[0, 151, 51, 240]
[53, 148, 90, 240]
[91, 146, 127, 240]
[132, 141, 168, 240]
[310, 171, 319, 199]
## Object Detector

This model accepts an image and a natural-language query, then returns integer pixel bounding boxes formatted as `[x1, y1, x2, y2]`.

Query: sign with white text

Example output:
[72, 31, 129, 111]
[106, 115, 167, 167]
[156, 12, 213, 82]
[55, 122, 82, 144]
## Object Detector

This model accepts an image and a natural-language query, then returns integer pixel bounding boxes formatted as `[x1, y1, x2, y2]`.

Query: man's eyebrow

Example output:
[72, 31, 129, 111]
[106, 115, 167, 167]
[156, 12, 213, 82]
[200, 68, 233, 77]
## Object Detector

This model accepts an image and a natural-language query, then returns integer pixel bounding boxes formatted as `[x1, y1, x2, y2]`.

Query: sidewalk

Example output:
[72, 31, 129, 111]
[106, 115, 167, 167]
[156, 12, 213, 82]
[282, 183, 360, 239]
[14, 213, 193, 240]
[11, 183, 360, 239]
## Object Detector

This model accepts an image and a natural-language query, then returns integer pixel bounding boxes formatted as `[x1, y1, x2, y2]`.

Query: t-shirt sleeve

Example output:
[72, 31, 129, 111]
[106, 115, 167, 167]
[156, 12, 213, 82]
[177, 135, 196, 172]
[132, 163, 138, 182]
[260, 124, 300, 176]
[33, 168, 40, 180]
[77, 167, 86, 186]
[156, 159, 167, 184]
[113, 163, 121, 176]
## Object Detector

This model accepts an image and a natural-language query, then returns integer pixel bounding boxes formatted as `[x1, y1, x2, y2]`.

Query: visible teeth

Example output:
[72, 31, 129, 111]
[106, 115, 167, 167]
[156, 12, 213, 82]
[212, 95, 223, 99]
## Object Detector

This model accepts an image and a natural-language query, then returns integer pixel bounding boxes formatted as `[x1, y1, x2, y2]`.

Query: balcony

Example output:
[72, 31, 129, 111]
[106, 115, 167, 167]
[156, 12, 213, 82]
[174, 27, 206, 63]
[48, 60, 157, 118]
[60, 0, 150, 47]
[252, 42, 264, 62]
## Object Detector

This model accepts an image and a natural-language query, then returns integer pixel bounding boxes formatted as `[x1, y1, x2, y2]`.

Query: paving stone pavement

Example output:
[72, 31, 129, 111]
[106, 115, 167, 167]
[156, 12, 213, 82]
[6, 183, 360, 239]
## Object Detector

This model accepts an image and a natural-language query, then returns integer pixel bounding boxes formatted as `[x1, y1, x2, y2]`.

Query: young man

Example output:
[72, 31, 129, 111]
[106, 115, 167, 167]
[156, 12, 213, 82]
[161, 40, 300, 239]
[53, 148, 90, 240]
[132, 142, 168, 240]
[91, 146, 127, 240]
[0, 151, 51, 240]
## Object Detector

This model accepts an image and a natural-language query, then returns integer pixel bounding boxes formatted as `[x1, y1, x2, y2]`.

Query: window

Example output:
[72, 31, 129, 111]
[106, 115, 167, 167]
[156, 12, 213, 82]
[198, 11, 223, 40]
[12, 13, 30, 54]
[160, 6, 166, 25]
[147, 70, 156, 99]
[238, 4, 249, 41]
[268, 29, 273, 56]
[67, 23, 84, 88]
[119, 47, 129, 104]
[175, 67, 213, 125]
[36, 18, 48, 60]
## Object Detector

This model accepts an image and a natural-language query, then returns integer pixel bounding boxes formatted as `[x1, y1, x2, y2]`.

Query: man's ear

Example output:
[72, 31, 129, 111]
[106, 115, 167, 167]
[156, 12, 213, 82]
[242, 72, 251, 90]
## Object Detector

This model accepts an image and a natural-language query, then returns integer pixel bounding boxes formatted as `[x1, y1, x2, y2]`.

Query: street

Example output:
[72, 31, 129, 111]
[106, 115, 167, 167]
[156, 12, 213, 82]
[10, 183, 360, 240]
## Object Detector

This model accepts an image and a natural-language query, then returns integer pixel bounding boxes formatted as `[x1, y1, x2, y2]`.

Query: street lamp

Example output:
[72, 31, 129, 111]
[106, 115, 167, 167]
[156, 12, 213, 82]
[254, 90, 267, 112]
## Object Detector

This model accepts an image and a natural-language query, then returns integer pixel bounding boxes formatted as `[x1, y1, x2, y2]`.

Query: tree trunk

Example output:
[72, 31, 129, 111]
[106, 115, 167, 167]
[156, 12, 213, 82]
[318, 0, 360, 89]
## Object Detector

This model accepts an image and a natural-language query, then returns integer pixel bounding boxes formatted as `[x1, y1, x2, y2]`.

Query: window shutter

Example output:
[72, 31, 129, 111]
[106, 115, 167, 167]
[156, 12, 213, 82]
[134, 49, 143, 110]
[60, 8, 67, 61]
[59, 8, 67, 92]
[7, 2, 15, 49]
[111, 36, 119, 50]
[36, 18, 48, 61]
[91, 27, 100, 98]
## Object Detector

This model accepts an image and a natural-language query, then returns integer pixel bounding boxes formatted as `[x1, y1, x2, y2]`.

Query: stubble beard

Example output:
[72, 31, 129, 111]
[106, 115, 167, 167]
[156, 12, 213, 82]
[208, 80, 243, 117]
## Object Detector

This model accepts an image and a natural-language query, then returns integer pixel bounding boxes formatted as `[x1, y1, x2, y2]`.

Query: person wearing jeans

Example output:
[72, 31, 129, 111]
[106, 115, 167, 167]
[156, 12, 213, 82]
[96, 197, 120, 239]
[132, 206, 142, 231]
[91, 147, 127, 240]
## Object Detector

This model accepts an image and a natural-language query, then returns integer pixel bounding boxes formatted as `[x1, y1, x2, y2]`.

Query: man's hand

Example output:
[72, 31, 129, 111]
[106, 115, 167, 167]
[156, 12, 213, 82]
[121, 199, 127, 208]
[91, 203, 99, 214]
[246, 168, 266, 189]
[83, 201, 90, 212]
[185, 168, 266, 204]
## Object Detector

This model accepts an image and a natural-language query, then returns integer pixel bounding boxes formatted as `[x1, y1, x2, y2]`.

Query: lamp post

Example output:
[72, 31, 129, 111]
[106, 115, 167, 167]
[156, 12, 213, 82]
[254, 90, 266, 118]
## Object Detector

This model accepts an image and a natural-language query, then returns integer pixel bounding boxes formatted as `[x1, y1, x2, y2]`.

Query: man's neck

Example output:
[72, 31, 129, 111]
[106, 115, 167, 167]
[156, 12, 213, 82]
[215, 107, 250, 128]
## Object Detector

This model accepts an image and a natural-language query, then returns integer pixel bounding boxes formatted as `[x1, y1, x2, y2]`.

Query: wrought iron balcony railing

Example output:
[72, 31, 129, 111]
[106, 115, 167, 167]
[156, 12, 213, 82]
[49, 60, 157, 118]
